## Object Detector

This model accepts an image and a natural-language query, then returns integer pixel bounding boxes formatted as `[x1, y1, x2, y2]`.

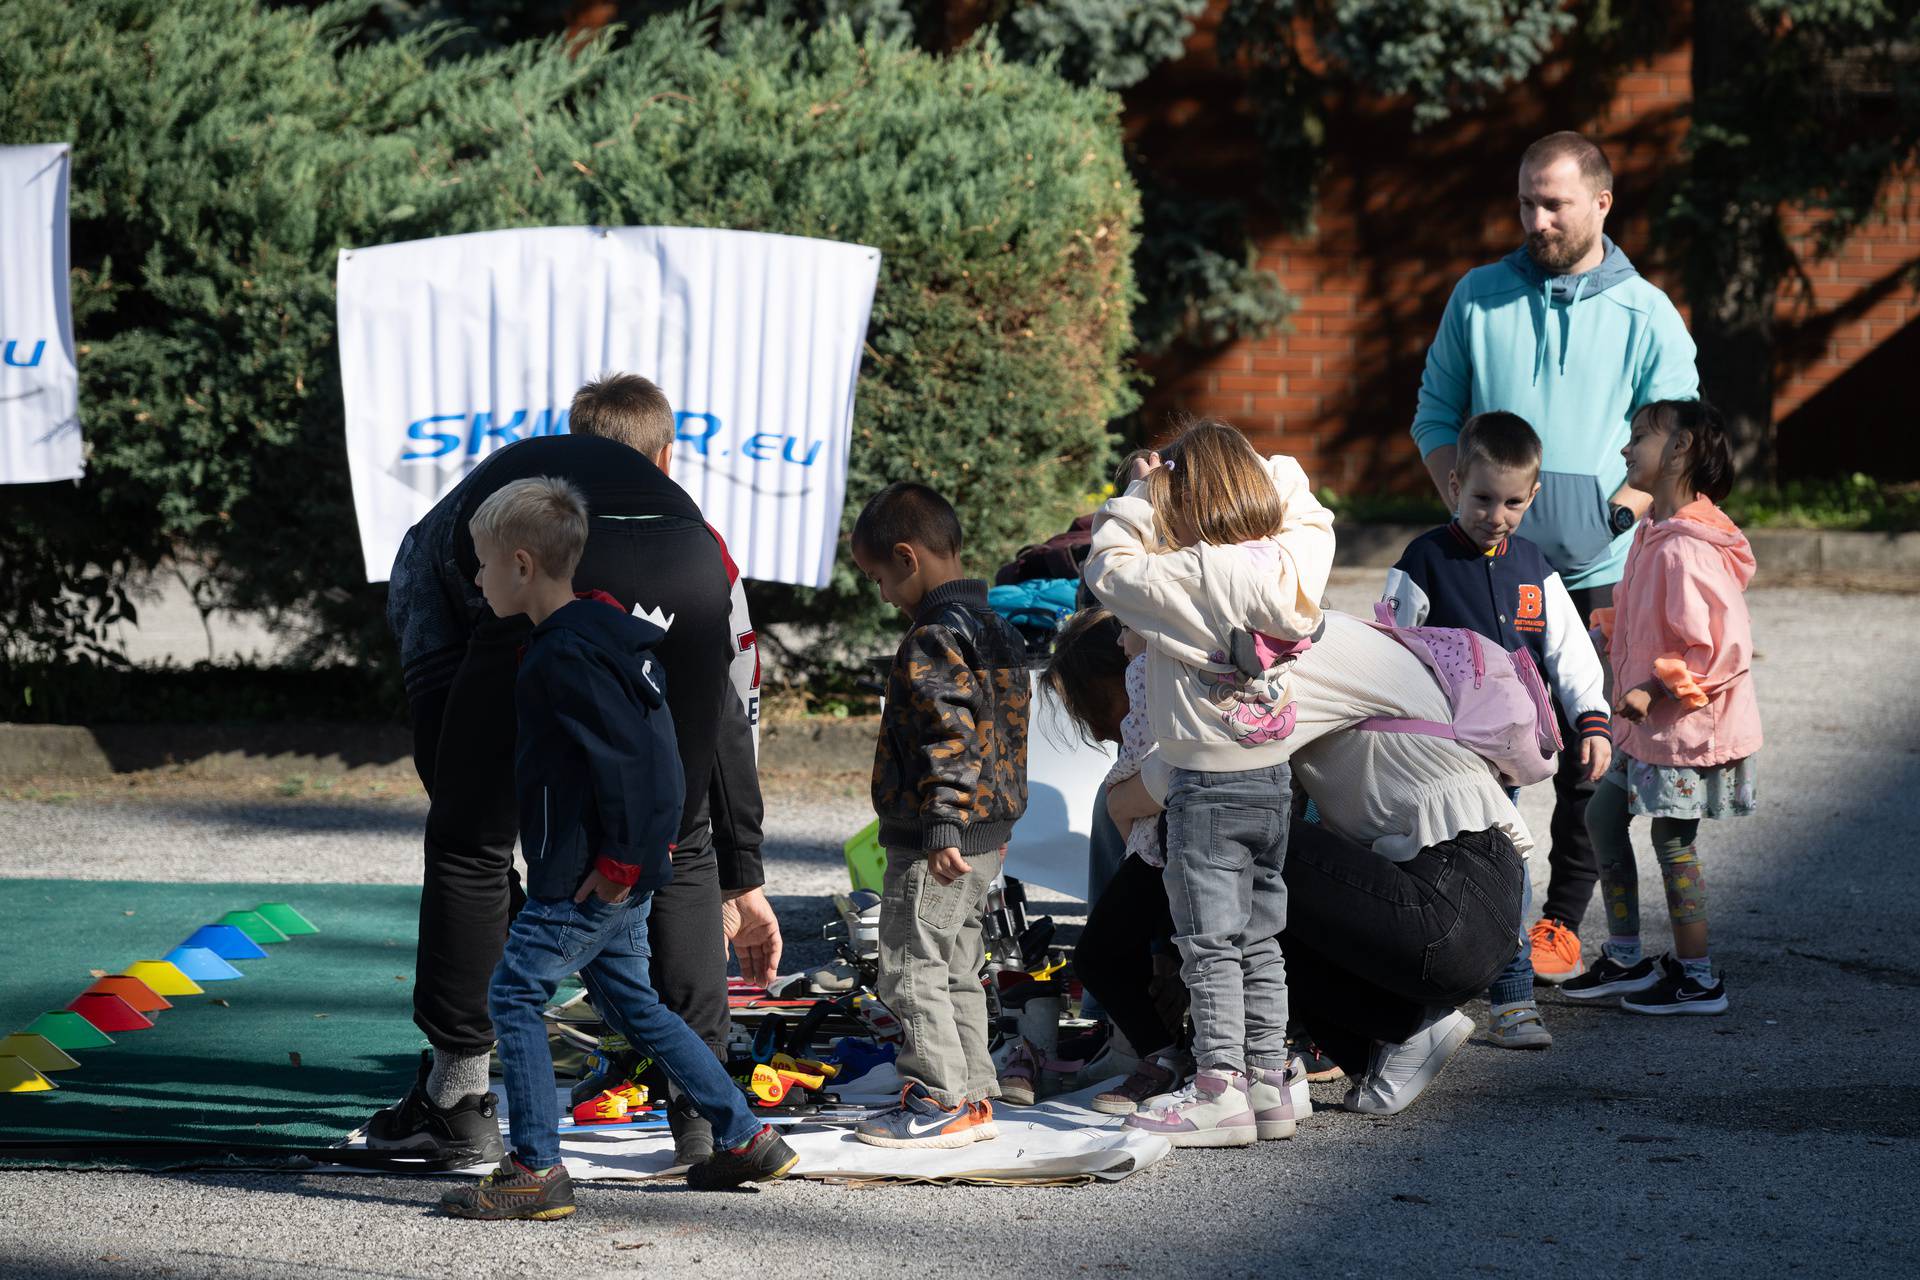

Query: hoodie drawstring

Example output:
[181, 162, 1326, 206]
[1532, 273, 1590, 382]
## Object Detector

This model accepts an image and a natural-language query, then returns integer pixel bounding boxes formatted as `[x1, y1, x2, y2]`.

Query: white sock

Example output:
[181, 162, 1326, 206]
[1679, 955, 1715, 986]
[426, 1050, 491, 1109]
[1605, 937, 1643, 967]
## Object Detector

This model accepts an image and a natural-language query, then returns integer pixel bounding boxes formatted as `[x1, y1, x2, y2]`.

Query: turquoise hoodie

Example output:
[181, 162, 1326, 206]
[1409, 238, 1698, 589]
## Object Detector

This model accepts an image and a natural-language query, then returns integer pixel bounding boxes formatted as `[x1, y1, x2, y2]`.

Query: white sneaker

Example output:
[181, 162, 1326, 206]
[1245, 1057, 1312, 1139]
[1343, 1009, 1473, 1116]
[1124, 1068, 1256, 1148]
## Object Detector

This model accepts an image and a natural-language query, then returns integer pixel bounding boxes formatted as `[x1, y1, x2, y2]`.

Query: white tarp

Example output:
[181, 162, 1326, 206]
[0, 144, 81, 484]
[1004, 672, 1116, 902]
[337, 225, 881, 585]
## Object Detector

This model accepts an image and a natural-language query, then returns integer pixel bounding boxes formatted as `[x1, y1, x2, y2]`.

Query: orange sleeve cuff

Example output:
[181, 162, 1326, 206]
[1653, 656, 1709, 709]
[1588, 607, 1616, 643]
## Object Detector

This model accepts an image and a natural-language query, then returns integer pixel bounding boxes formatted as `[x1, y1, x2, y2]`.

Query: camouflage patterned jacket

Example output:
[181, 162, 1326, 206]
[872, 579, 1032, 855]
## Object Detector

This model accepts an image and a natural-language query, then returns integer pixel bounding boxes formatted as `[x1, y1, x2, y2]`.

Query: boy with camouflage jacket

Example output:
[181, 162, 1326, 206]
[847, 482, 1031, 1149]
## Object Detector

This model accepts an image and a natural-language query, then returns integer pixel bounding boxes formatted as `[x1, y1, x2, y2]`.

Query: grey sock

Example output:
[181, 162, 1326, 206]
[425, 1050, 491, 1109]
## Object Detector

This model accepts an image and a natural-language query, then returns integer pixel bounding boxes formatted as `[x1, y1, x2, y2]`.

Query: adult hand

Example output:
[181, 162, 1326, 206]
[721, 887, 783, 988]
[928, 846, 972, 886]
[1615, 686, 1654, 724]
[1581, 735, 1612, 782]
[574, 869, 632, 905]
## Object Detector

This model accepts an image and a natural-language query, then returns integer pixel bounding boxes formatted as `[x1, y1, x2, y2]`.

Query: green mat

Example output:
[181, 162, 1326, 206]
[0, 880, 427, 1158]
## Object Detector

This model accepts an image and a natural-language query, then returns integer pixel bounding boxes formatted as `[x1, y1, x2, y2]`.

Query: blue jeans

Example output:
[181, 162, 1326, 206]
[1487, 872, 1536, 1006]
[1161, 763, 1292, 1075]
[490, 892, 760, 1168]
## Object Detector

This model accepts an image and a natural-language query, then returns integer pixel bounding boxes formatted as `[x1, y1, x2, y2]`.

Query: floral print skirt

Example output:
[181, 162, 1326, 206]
[1606, 752, 1758, 821]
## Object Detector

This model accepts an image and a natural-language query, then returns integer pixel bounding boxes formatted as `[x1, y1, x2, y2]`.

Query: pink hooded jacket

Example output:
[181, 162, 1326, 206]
[1603, 497, 1762, 767]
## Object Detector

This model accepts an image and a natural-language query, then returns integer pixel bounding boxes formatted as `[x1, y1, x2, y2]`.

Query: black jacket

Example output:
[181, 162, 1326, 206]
[872, 580, 1032, 854]
[515, 595, 684, 900]
[386, 435, 765, 890]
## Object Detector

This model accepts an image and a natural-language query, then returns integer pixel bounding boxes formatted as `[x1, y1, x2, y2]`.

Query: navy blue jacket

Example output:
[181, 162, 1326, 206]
[1386, 522, 1611, 742]
[514, 594, 684, 900]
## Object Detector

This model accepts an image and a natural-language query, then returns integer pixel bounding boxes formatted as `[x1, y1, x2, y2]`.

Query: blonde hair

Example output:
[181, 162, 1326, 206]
[1153, 419, 1282, 548]
[469, 477, 590, 580]
[570, 373, 675, 456]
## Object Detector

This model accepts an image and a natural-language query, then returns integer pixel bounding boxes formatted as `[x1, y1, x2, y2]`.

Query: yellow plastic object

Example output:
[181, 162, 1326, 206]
[1028, 954, 1068, 983]
[770, 1053, 831, 1088]
[843, 820, 884, 893]
[0, 1033, 80, 1073]
[121, 960, 205, 997]
[747, 1063, 788, 1105]
[0, 1055, 55, 1093]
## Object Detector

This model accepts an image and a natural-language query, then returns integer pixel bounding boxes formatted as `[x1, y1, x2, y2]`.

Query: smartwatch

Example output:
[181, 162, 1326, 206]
[1608, 503, 1638, 535]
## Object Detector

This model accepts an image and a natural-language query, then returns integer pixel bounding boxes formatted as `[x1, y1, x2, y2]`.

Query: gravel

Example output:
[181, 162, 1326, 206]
[3, 577, 1918, 1277]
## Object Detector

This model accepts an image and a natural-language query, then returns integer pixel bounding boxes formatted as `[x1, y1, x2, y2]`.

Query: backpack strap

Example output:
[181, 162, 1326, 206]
[1354, 716, 1459, 740]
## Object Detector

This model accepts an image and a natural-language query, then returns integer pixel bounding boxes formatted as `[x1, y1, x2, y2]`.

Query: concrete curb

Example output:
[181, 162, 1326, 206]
[1333, 523, 1920, 576]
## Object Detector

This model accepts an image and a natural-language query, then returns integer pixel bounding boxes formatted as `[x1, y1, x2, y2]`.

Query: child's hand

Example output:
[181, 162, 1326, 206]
[574, 869, 632, 905]
[1615, 686, 1654, 724]
[1581, 735, 1612, 782]
[1128, 450, 1163, 483]
[928, 847, 972, 886]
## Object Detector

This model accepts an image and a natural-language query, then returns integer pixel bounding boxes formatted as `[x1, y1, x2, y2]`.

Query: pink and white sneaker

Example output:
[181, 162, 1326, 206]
[1123, 1068, 1256, 1148]
[1246, 1058, 1311, 1139]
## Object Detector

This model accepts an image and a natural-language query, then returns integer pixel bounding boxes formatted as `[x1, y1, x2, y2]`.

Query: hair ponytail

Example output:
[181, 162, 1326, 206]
[1642, 398, 1735, 502]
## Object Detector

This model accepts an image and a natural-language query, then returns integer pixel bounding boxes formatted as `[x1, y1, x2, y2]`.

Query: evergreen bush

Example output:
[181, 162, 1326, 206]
[0, 0, 1136, 697]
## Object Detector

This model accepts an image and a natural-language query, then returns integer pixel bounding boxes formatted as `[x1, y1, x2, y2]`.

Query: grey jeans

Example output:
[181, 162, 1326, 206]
[878, 847, 1003, 1107]
[1162, 763, 1292, 1074]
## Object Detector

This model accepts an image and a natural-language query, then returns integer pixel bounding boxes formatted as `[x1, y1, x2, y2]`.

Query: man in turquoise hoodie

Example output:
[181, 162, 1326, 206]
[1409, 130, 1699, 982]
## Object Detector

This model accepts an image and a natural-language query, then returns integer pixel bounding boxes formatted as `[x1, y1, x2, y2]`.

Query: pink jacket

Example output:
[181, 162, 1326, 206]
[1603, 498, 1762, 767]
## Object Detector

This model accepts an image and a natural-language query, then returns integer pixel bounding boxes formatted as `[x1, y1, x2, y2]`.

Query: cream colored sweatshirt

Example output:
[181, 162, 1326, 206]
[1083, 455, 1336, 778]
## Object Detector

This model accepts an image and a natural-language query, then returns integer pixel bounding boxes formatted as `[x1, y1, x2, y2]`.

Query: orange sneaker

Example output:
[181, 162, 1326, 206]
[1529, 918, 1582, 983]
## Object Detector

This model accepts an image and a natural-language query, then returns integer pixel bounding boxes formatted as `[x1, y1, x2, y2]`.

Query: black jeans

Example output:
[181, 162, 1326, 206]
[1075, 853, 1178, 1058]
[1281, 822, 1524, 1078]
[410, 615, 727, 1060]
[1540, 582, 1614, 928]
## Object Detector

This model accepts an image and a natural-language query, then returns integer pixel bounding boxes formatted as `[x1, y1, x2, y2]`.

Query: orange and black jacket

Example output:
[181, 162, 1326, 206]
[872, 580, 1032, 855]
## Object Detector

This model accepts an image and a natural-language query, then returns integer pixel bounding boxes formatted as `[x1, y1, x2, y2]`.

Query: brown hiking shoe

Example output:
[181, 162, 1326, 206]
[439, 1157, 576, 1221]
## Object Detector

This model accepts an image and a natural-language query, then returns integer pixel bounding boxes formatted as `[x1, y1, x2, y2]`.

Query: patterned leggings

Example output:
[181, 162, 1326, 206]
[1586, 779, 1707, 938]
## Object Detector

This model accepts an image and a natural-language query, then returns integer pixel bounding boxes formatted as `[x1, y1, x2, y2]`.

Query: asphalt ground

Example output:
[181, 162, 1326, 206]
[2, 573, 1917, 1278]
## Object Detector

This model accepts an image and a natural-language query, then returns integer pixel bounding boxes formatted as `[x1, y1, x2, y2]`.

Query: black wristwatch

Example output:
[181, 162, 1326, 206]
[1608, 503, 1638, 535]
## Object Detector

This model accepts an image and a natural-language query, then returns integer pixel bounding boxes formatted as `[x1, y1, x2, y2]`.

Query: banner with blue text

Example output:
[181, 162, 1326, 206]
[337, 226, 881, 585]
[0, 144, 81, 485]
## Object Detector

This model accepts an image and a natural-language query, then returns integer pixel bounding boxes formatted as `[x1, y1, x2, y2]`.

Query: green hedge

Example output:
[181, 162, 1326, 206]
[0, 1, 1137, 687]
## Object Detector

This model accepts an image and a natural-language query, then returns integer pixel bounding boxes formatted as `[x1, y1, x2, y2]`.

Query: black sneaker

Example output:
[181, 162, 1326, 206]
[685, 1124, 800, 1190]
[1620, 954, 1729, 1016]
[439, 1157, 576, 1220]
[668, 1093, 715, 1166]
[1559, 953, 1661, 1001]
[367, 1050, 505, 1165]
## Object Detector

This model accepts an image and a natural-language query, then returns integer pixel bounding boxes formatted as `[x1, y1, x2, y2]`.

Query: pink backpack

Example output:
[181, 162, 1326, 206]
[1356, 603, 1563, 787]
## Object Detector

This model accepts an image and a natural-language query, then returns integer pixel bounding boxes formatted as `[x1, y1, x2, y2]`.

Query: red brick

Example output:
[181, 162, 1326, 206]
[1216, 373, 1280, 393]
[1249, 354, 1316, 374]
[1247, 395, 1323, 416]
[1289, 336, 1353, 353]
[1296, 293, 1358, 314]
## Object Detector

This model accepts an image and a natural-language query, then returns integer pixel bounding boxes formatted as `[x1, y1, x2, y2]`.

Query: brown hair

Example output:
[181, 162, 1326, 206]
[1157, 418, 1283, 548]
[570, 373, 675, 456]
[1456, 411, 1543, 480]
[1044, 607, 1130, 744]
[1633, 399, 1735, 503]
[469, 476, 590, 580]
[1520, 131, 1613, 194]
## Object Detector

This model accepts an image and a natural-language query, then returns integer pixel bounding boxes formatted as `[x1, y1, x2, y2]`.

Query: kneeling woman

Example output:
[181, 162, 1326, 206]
[1049, 609, 1529, 1117]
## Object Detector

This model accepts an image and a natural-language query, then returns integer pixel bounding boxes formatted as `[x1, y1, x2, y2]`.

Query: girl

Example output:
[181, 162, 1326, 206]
[1563, 399, 1760, 1014]
[1082, 420, 1335, 1146]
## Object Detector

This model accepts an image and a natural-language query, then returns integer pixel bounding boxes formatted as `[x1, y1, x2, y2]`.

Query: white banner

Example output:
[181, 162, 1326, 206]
[0, 144, 82, 484]
[338, 225, 881, 585]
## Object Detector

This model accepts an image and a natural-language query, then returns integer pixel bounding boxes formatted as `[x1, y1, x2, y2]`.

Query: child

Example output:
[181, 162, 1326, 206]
[439, 478, 795, 1221]
[1083, 419, 1335, 1147]
[1563, 399, 1759, 1014]
[1381, 411, 1612, 1048]
[849, 482, 1031, 1148]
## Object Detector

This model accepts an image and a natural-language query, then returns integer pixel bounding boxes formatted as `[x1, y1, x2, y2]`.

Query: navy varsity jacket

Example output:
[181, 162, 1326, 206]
[1383, 522, 1611, 741]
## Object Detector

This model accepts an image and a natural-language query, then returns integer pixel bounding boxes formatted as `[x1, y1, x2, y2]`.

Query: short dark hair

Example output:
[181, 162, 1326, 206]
[851, 482, 964, 560]
[1456, 411, 1543, 479]
[571, 373, 675, 455]
[1521, 131, 1613, 194]
[1635, 399, 1735, 502]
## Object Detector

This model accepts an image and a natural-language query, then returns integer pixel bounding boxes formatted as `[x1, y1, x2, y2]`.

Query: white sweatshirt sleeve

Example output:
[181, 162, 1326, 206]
[1082, 491, 1220, 667]
[1263, 456, 1337, 631]
[1380, 567, 1431, 626]
[1541, 572, 1609, 721]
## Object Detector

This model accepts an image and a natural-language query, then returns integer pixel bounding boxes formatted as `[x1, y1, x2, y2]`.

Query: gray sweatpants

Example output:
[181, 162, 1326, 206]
[877, 847, 1003, 1107]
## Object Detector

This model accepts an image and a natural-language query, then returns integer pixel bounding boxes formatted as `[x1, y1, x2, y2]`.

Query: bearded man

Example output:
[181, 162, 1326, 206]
[1407, 131, 1699, 986]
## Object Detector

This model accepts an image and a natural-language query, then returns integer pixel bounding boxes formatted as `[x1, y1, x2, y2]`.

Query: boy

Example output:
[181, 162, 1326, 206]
[438, 477, 795, 1221]
[1382, 412, 1612, 1048]
[849, 482, 1031, 1148]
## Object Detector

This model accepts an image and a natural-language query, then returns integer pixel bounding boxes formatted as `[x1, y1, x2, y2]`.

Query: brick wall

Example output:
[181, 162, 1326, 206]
[1125, 6, 1920, 492]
